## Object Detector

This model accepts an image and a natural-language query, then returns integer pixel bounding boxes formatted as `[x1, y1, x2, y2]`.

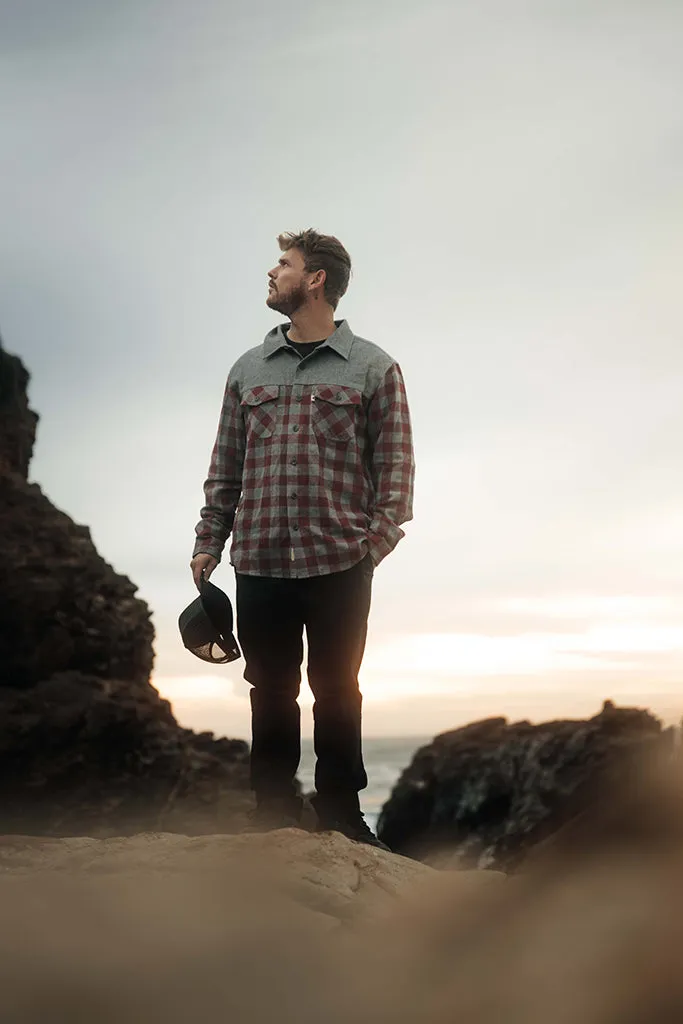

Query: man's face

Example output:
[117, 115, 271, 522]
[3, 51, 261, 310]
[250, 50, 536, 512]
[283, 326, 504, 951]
[266, 247, 310, 316]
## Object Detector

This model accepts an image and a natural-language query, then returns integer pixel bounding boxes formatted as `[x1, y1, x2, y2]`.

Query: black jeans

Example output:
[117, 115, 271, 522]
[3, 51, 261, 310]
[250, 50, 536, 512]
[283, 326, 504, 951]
[234, 552, 374, 802]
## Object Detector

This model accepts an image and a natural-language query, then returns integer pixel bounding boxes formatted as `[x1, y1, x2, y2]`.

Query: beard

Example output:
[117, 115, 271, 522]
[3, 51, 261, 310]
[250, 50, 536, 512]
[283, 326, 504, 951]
[266, 281, 307, 317]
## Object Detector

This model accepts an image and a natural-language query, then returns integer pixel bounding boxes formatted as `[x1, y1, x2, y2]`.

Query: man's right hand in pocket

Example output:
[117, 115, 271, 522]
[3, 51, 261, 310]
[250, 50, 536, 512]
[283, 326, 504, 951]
[190, 553, 218, 590]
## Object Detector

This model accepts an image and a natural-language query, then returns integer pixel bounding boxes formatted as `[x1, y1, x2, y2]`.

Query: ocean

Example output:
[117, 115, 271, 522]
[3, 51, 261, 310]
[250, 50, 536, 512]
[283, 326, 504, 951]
[298, 735, 431, 830]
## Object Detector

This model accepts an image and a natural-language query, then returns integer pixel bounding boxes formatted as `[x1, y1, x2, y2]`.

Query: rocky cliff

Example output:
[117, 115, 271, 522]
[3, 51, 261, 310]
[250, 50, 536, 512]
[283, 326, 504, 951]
[377, 700, 672, 870]
[0, 333, 251, 835]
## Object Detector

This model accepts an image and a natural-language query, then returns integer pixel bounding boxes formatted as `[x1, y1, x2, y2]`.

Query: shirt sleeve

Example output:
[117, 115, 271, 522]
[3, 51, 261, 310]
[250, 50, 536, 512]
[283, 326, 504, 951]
[192, 374, 245, 562]
[365, 362, 415, 566]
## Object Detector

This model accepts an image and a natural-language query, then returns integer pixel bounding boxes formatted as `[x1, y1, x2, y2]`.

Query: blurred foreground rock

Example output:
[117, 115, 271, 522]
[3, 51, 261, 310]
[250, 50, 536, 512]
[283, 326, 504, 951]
[0, 827, 447, 924]
[0, 334, 251, 835]
[377, 700, 672, 869]
[2, 760, 683, 1024]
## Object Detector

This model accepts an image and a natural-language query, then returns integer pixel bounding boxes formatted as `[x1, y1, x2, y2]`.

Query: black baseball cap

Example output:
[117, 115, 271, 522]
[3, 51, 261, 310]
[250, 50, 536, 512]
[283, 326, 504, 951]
[178, 569, 241, 664]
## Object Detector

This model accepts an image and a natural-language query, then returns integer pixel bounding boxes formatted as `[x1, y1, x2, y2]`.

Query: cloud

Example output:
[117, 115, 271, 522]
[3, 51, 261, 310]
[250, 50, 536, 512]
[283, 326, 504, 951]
[2, 0, 682, 733]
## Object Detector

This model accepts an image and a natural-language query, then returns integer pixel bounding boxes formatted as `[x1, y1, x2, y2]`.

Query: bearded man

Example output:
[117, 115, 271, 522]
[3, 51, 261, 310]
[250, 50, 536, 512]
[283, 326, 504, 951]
[190, 229, 415, 848]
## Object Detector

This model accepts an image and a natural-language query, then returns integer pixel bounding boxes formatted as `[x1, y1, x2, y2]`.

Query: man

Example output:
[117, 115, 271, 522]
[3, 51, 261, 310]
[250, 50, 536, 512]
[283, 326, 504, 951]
[189, 229, 415, 848]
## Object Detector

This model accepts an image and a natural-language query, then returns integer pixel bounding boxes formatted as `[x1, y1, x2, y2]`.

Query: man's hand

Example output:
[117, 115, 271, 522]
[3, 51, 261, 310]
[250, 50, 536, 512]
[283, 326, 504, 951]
[190, 553, 218, 590]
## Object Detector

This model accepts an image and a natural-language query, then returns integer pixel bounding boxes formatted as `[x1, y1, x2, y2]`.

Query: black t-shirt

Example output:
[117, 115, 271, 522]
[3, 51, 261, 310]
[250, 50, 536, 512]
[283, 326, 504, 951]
[286, 334, 327, 359]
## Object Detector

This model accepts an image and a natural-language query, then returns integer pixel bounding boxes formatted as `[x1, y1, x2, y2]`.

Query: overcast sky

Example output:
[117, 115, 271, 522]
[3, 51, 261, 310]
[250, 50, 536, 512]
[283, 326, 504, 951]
[2, 0, 682, 738]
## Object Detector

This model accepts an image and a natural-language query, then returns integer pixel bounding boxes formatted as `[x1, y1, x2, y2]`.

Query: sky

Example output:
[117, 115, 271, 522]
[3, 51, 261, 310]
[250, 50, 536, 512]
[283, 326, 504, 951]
[1, 0, 682, 739]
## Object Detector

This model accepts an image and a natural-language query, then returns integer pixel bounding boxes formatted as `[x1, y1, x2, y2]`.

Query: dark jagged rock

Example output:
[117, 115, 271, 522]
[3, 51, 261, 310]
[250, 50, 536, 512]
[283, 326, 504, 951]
[0, 671, 251, 836]
[0, 333, 252, 835]
[377, 700, 670, 870]
[0, 468, 157, 689]
[0, 334, 38, 478]
[0, 332, 155, 689]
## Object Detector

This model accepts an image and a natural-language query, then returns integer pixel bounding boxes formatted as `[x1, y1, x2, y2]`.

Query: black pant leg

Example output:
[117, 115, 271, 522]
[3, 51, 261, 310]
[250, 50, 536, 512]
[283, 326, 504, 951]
[303, 554, 373, 797]
[234, 571, 304, 800]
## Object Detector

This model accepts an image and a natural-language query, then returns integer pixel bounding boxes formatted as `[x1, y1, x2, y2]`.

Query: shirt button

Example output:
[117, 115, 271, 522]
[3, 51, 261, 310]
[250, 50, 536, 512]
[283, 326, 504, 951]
[292, 524, 299, 532]
[336, 393, 342, 401]
[290, 458, 297, 466]
[291, 492, 297, 499]
[293, 425, 299, 433]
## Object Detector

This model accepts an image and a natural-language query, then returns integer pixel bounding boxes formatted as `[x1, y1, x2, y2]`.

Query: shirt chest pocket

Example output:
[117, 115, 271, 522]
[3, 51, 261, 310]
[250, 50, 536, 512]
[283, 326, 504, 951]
[241, 385, 280, 439]
[311, 385, 362, 444]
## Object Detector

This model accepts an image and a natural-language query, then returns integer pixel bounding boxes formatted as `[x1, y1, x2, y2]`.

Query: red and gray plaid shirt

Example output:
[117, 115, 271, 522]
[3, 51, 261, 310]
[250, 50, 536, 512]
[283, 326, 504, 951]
[193, 319, 415, 577]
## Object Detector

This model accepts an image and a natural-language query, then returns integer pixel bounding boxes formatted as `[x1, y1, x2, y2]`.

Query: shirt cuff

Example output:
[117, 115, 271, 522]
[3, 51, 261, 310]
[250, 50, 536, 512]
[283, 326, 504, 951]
[192, 543, 223, 562]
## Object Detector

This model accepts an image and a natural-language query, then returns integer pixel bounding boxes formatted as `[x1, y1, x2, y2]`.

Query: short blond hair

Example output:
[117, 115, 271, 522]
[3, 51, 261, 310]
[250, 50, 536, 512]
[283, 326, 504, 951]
[277, 229, 352, 310]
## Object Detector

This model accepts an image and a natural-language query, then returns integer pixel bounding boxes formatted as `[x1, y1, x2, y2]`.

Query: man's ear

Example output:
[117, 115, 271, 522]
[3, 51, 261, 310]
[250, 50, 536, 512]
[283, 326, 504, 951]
[308, 268, 327, 294]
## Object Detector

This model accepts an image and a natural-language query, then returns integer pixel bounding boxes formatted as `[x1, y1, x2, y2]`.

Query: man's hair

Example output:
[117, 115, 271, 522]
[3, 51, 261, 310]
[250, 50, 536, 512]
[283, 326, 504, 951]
[277, 229, 351, 310]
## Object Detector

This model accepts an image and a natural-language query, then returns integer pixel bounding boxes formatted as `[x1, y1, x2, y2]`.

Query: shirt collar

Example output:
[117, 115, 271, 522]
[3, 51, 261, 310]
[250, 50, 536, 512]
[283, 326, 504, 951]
[263, 319, 354, 361]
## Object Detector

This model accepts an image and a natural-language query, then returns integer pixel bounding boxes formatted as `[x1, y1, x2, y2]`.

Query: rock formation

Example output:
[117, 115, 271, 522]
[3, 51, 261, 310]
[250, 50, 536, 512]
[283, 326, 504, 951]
[377, 699, 671, 870]
[0, 827, 444, 923]
[0, 332, 251, 835]
[2, 761, 683, 1024]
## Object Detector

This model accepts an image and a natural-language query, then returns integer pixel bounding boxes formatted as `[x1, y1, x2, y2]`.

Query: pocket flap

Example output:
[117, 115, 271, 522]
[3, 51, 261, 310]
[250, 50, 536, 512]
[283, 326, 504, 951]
[241, 385, 280, 406]
[312, 385, 362, 406]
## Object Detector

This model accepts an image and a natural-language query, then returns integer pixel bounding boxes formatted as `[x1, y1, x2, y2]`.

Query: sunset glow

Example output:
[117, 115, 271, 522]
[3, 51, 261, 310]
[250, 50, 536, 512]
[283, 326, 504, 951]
[156, 594, 683, 720]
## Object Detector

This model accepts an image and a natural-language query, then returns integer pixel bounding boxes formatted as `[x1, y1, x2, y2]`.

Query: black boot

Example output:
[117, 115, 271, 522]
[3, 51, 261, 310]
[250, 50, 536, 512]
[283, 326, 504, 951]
[311, 792, 391, 852]
[243, 794, 304, 832]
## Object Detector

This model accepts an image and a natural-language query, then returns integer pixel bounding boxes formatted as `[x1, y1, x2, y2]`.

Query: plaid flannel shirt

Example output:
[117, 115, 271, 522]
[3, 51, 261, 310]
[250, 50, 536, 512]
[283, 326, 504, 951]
[192, 319, 415, 577]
